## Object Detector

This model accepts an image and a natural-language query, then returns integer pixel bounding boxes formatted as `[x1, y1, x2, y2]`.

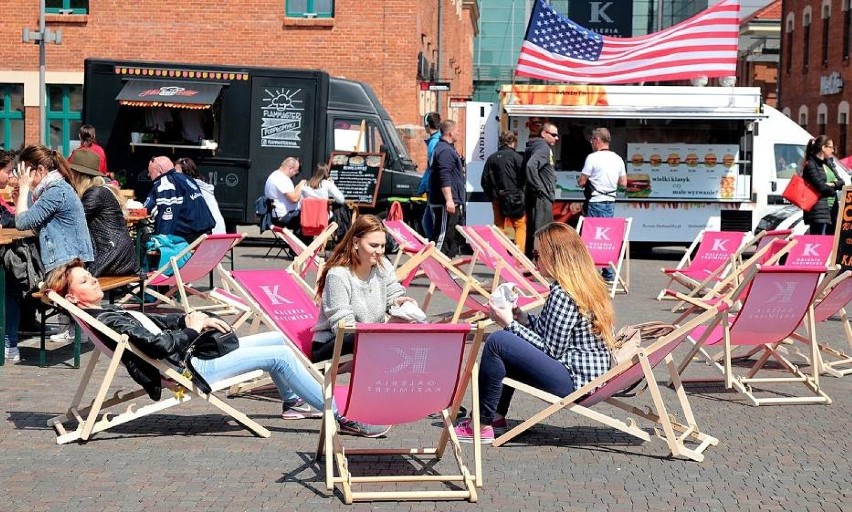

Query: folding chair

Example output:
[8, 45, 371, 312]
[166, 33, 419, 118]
[122, 233, 246, 314]
[493, 306, 722, 462]
[45, 290, 269, 444]
[676, 265, 832, 406]
[272, 223, 338, 286]
[657, 230, 750, 301]
[575, 216, 632, 298]
[318, 322, 486, 503]
[455, 225, 548, 297]
[384, 219, 471, 286]
[788, 271, 852, 377]
[780, 234, 834, 268]
[404, 244, 543, 323]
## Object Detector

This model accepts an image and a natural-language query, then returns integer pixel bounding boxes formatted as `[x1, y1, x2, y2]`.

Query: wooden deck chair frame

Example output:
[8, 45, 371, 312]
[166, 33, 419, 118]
[274, 222, 338, 285]
[455, 225, 548, 300]
[787, 270, 852, 377]
[45, 291, 269, 444]
[124, 233, 247, 315]
[473, 225, 549, 290]
[317, 321, 486, 504]
[657, 229, 752, 302]
[575, 216, 632, 298]
[384, 219, 471, 285]
[674, 265, 832, 406]
[493, 307, 722, 462]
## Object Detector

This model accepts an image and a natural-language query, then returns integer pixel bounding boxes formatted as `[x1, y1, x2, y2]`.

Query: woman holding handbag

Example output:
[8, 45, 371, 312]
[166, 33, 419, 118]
[802, 135, 845, 235]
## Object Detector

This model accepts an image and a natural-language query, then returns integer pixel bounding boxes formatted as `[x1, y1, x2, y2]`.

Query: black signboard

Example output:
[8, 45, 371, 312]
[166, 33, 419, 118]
[832, 186, 852, 271]
[569, 1, 633, 38]
[328, 151, 385, 207]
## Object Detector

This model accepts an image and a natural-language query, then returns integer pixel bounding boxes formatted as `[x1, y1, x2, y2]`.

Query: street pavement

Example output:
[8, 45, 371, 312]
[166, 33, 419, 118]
[1, 236, 850, 511]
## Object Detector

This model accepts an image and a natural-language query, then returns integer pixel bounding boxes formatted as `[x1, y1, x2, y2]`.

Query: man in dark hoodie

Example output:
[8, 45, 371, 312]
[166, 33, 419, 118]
[429, 119, 466, 257]
[523, 122, 558, 257]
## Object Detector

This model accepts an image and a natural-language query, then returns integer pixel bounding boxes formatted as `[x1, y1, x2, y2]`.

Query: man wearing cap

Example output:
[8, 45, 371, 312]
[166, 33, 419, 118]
[144, 155, 215, 243]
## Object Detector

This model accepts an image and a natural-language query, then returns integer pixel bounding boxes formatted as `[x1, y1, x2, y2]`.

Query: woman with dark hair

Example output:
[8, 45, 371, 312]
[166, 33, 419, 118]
[175, 157, 226, 234]
[802, 135, 845, 235]
[69, 124, 108, 175]
[311, 214, 416, 362]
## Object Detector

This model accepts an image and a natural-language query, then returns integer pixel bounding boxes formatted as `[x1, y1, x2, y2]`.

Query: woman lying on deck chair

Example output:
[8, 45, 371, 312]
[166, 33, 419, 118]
[455, 222, 615, 443]
[45, 259, 390, 438]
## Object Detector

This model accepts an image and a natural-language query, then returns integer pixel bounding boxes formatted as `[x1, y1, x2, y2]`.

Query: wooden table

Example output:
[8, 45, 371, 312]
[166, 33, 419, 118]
[0, 229, 36, 366]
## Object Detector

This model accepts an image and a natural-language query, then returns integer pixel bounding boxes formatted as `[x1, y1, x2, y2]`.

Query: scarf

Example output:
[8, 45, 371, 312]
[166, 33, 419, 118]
[32, 170, 66, 200]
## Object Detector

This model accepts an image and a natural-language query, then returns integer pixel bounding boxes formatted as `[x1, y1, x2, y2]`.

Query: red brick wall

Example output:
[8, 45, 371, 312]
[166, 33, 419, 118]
[0, 0, 477, 170]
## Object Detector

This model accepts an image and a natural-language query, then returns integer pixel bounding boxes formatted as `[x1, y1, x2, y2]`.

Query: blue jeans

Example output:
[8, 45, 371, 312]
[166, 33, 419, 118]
[191, 331, 333, 416]
[478, 330, 575, 425]
[585, 201, 616, 280]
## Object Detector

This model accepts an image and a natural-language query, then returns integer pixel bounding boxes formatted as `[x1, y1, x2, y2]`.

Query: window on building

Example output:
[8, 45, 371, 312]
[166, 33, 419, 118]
[45, 0, 88, 14]
[803, 18, 811, 71]
[786, 17, 795, 74]
[46, 84, 83, 156]
[845, 3, 851, 60]
[822, 11, 830, 66]
[840, 113, 848, 156]
[285, 0, 333, 18]
[818, 112, 827, 136]
[0, 84, 25, 151]
[799, 108, 808, 130]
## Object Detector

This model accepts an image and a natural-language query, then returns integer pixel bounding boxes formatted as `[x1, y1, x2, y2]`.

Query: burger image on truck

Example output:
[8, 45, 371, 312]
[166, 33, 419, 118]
[626, 173, 652, 197]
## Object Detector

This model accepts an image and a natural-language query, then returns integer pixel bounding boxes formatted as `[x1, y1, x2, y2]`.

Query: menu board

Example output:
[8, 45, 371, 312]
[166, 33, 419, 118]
[832, 186, 852, 272]
[625, 143, 742, 200]
[328, 152, 385, 207]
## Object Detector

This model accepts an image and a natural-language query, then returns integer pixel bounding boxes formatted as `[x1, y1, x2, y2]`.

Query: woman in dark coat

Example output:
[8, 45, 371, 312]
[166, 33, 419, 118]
[802, 135, 845, 235]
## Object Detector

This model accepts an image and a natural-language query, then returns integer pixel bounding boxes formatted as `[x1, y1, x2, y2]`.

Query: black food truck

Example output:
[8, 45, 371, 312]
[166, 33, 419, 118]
[83, 59, 420, 230]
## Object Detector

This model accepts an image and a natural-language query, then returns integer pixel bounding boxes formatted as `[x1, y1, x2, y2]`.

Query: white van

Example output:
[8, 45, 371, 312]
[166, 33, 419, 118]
[463, 85, 843, 243]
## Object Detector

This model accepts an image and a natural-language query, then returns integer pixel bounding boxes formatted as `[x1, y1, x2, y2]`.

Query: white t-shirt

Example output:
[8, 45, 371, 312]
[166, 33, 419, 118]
[581, 150, 626, 203]
[302, 179, 346, 205]
[264, 170, 300, 217]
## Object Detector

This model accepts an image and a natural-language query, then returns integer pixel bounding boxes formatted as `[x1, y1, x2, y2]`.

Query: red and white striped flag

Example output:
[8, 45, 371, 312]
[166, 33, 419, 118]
[515, 0, 740, 84]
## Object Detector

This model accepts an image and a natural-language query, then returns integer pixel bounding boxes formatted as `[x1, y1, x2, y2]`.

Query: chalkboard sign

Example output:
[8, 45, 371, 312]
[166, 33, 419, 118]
[832, 186, 852, 272]
[328, 152, 385, 207]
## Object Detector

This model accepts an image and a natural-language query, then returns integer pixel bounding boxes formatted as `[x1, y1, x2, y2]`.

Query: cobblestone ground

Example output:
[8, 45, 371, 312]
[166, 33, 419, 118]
[1, 240, 850, 511]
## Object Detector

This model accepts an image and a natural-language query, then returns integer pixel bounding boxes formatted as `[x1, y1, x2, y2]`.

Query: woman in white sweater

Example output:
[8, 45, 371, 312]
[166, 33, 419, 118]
[311, 214, 416, 362]
[301, 163, 345, 205]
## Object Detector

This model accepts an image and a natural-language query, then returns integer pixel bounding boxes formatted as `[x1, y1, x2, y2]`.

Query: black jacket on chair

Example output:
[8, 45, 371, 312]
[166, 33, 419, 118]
[802, 156, 843, 225]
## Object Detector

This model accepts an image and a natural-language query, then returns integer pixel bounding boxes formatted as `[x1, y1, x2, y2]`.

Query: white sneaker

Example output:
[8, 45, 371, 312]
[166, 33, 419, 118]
[4, 347, 21, 363]
[49, 329, 75, 343]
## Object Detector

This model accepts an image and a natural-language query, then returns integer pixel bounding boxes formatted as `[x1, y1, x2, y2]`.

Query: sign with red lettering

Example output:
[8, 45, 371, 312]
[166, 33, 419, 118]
[831, 186, 852, 271]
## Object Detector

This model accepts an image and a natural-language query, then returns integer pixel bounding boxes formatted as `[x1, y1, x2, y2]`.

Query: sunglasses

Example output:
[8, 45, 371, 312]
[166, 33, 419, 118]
[545, 132, 559, 138]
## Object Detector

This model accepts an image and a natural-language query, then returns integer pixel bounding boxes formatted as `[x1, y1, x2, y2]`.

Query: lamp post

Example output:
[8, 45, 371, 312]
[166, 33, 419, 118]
[21, 0, 62, 146]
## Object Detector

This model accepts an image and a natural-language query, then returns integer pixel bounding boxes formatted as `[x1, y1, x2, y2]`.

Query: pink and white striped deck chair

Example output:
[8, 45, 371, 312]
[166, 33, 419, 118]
[318, 322, 486, 503]
[218, 268, 324, 387]
[45, 291, 268, 444]
[676, 265, 832, 406]
[384, 219, 470, 286]
[575, 216, 632, 298]
[456, 225, 549, 297]
[493, 306, 721, 462]
[125, 233, 246, 314]
[657, 230, 749, 301]
[272, 223, 338, 287]
[789, 271, 852, 377]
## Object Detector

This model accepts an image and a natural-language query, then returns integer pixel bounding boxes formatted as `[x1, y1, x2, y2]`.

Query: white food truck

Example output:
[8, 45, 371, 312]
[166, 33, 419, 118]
[464, 84, 839, 243]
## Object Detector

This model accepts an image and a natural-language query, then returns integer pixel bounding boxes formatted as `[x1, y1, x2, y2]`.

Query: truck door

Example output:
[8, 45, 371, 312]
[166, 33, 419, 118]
[248, 76, 319, 222]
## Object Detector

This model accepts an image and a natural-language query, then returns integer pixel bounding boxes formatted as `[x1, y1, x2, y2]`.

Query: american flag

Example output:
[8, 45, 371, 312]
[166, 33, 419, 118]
[516, 0, 740, 84]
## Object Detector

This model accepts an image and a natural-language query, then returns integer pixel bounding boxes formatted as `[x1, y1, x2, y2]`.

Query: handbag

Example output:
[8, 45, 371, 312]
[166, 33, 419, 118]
[185, 328, 239, 360]
[781, 174, 820, 212]
[497, 190, 526, 218]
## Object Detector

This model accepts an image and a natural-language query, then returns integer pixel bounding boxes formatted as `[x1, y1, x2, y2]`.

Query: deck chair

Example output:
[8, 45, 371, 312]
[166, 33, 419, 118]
[122, 233, 246, 314]
[404, 244, 543, 323]
[575, 216, 632, 298]
[779, 234, 834, 268]
[384, 219, 471, 286]
[657, 230, 750, 301]
[493, 306, 722, 462]
[318, 322, 486, 503]
[788, 271, 852, 377]
[272, 223, 338, 285]
[456, 225, 549, 297]
[675, 265, 832, 406]
[45, 290, 269, 444]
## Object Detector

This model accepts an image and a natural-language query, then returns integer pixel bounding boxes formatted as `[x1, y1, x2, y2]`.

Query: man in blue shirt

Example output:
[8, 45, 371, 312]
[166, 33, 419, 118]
[428, 120, 466, 257]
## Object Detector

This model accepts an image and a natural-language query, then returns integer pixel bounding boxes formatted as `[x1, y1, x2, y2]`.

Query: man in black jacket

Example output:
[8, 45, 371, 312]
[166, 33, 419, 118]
[523, 122, 559, 257]
[481, 130, 527, 252]
[429, 120, 466, 257]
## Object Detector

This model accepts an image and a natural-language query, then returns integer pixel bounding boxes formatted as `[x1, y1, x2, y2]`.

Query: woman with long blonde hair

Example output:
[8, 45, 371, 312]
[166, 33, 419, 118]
[454, 222, 614, 443]
[311, 214, 416, 363]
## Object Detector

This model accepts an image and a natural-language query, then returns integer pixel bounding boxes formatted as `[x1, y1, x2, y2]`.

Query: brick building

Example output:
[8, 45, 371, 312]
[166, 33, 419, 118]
[0, 1, 479, 171]
[780, 0, 852, 157]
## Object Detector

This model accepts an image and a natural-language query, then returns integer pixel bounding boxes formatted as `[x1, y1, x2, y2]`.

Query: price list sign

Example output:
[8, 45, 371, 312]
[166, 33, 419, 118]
[328, 152, 385, 207]
[832, 186, 852, 272]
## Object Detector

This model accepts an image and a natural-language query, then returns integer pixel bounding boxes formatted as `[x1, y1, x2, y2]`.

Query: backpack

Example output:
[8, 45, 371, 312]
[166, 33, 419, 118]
[497, 190, 525, 218]
[610, 321, 676, 367]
